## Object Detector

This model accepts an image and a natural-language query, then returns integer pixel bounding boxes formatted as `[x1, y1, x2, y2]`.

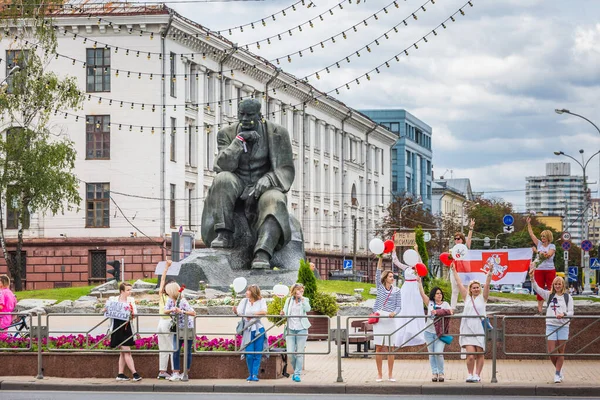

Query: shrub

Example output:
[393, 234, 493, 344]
[297, 259, 317, 301]
[266, 296, 286, 325]
[311, 291, 339, 317]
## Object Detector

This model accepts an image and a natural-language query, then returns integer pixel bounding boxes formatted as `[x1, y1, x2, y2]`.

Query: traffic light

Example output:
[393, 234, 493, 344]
[107, 260, 121, 282]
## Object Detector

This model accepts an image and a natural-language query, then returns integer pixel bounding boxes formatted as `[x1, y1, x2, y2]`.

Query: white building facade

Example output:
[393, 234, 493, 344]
[0, 5, 396, 288]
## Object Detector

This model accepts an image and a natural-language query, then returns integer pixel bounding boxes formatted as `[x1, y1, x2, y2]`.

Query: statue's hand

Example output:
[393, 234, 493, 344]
[238, 130, 260, 142]
[253, 176, 272, 198]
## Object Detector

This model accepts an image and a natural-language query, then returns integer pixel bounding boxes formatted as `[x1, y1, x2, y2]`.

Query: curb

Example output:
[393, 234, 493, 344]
[1, 380, 599, 396]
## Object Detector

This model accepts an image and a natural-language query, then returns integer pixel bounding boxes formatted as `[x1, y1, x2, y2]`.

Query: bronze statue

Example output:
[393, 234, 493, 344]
[200, 99, 295, 269]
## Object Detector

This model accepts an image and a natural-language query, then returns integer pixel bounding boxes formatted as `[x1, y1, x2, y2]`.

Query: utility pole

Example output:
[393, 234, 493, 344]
[352, 216, 357, 271]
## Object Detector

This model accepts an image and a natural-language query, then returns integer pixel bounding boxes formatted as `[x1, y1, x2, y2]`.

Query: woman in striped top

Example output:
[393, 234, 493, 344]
[373, 255, 402, 382]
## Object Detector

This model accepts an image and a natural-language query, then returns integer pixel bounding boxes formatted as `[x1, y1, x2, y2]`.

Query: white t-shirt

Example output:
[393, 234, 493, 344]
[239, 298, 267, 332]
[536, 242, 556, 270]
[425, 301, 452, 334]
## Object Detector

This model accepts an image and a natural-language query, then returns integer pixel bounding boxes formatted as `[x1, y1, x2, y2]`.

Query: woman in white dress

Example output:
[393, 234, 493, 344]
[392, 251, 426, 348]
[373, 256, 402, 382]
[451, 264, 493, 383]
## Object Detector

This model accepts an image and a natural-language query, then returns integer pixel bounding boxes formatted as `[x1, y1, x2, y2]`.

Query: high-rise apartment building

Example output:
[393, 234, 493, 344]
[359, 109, 433, 210]
[526, 163, 585, 243]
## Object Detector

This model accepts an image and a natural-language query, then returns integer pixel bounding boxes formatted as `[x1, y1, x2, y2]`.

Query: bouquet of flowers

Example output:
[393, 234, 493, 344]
[530, 249, 549, 272]
[169, 285, 186, 332]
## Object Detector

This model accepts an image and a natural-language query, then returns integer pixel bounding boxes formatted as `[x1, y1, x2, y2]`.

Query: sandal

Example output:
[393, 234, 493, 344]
[432, 374, 438, 382]
[438, 374, 445, 382]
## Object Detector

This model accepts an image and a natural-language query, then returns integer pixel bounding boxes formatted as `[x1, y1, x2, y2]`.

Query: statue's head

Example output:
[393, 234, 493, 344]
[238, 99, 262, 131]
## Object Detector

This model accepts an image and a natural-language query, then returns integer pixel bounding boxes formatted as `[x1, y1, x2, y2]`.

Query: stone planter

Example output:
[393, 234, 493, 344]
[306, 311, 329, 341]
[1, 352, 286, 379]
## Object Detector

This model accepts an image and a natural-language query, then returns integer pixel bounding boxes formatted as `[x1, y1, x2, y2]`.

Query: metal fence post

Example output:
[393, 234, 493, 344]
[336, 315, 343, 382]
[182, 322, 189, 381]
[36, 313, 43, 379]
[491, 315, 498, 383]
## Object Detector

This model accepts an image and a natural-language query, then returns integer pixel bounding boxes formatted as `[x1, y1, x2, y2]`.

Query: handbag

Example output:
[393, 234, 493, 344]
[439, 334, 453, 345]
[471, 297, 493, 332]
[169, 318, 177, 333]
[236, 299, 247, 335]
[369, 287, 393, 324]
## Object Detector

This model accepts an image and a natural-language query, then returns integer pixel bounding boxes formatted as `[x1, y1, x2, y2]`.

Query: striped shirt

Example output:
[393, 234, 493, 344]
[373, 269, 402, 314]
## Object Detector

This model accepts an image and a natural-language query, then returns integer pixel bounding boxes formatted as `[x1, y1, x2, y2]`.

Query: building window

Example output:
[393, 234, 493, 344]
[187, 185, 194, 231]
[170, 51, 176, 98]
[170, 184, 176, 228]
[390, 122, 399, 133]
[6, 50, 29, 93]
[406, 150, 411, 167]
[205, 125, 212, 169]
[86, 49, 110, 92]
[89, 250, 107, 280]
[170, 117, 176, 162]
[86, 183, 110, 228]
[86, 115, 110, 159]
[6, 186, 30, 229]
[8, 251, 26, 280]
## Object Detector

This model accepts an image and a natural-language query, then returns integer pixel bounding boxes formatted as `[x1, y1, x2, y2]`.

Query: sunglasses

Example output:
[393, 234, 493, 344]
[454, 237, 462, 241]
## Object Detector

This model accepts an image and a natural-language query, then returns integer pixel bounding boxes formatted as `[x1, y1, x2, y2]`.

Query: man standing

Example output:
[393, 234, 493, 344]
[201, 99, 295, 269]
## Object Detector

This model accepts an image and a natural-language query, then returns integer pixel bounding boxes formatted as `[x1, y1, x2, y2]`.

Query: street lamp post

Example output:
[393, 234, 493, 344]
[0, 65, 20, 87]
[399, 200, 424, 229]
[554, 149, 600, 294]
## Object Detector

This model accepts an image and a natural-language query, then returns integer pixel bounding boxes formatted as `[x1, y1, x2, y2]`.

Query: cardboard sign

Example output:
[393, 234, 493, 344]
[394, 232, 416, 247]
[104, 300, 131, 320]
[154, 261, 182, 275]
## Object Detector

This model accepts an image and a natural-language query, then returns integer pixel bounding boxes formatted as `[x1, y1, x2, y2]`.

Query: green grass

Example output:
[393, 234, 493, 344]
[15, 278, 158, 302]
[317, 280, 376, 300]
[488, 292, 537, 301]
[574, 296, 600, 302]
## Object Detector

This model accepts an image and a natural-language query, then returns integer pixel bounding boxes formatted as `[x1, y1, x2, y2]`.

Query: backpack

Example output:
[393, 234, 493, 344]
[547, 293, 569, 308]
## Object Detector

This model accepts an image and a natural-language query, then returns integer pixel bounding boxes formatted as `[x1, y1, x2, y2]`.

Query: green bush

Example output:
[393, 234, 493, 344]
[297, 259, 317, 301]
[424, 277, 452, 303]
[267, 296, 287, 325]
[311, 291, 339, 317]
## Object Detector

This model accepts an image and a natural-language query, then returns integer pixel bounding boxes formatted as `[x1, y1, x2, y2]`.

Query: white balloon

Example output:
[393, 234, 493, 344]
[232, 277, 247, 294]
[369, 238, 385, 254]
[273, 284, 289, 298]
[451, 244, 469, 260]
[403, 249, 420, 267]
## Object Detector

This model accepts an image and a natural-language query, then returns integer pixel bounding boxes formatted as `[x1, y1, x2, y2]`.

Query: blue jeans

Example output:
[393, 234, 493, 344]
[173, 337, 193, 372]
[424, 331, 445, 375]
[245, 328, 266, 378]
[286, 329, 308, 376]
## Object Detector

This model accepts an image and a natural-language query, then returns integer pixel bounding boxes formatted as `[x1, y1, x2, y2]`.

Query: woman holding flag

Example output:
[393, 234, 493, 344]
[451, 265, 493, 383]
[450, 219, 475, 309]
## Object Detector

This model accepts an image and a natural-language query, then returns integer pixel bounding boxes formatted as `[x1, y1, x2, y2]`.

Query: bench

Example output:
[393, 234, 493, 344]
[333, 319, 373, 358]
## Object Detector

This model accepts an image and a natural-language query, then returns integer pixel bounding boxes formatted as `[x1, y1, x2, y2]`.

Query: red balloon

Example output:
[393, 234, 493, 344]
[383, 240, 395, 254]
[415, 262, 428, 277]
[439, 252, 452, 266]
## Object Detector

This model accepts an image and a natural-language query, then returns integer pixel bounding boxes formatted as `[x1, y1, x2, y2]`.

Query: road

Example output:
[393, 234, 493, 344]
[0, 393, 594, 400]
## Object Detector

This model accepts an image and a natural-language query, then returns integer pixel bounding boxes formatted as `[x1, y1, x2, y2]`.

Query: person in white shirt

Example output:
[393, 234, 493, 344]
[527, 217, 556, 314]
[233, 284, 267, 382]
[281, 283, 311, 382]
[530, 268, 574, 383]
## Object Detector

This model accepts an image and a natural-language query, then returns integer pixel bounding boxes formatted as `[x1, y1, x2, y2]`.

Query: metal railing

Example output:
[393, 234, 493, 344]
[2, 311, 600, 384]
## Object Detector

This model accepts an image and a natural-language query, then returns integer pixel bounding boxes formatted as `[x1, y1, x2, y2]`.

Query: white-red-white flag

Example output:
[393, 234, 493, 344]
[454, 248, 533, 285]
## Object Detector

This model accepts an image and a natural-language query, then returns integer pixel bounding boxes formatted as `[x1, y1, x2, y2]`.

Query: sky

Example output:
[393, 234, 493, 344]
[166, 0, 600, 211]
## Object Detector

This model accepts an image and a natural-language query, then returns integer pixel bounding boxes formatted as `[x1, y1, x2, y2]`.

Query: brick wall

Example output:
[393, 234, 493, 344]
[0, 237, 173, 290]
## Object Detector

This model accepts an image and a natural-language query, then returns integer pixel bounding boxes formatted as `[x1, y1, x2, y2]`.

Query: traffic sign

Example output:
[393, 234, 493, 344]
[564, 251, 569, 261]
[503, 214, 514, 226]
[561, 241, 571, 251]
[567, 266, 578, 283]
[581, 240, 593, 252]
[343, 260, 353, 270]
[423, 232, 432, 242]
[503, 225, 514, 233]
[591, 258, 600, 271]
[561, 232, 571, 241]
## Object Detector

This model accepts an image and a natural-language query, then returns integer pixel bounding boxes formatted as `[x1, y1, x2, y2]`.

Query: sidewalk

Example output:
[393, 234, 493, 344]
[2, 341, 599, 397]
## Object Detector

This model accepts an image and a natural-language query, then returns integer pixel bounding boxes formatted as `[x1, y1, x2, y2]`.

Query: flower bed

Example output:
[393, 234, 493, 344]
[0, 332, 285, 351]
[0, 333, 288, 379]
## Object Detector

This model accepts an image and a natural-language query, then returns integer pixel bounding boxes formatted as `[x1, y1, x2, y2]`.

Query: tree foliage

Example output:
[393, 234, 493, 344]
[297, 259, 317, 301]
[0, 34, 84, 290]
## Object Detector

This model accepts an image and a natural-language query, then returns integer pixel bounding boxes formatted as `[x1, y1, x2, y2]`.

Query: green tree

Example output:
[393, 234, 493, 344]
[297, 259, 317, 301]
[0, 47, 83, 290]
[415, 225, 431, 288]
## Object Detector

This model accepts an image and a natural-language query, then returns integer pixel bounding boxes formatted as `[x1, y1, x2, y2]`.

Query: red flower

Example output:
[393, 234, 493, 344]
[179, 285, 186, 293]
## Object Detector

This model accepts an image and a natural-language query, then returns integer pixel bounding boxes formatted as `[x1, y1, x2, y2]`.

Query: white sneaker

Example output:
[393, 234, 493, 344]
[472, 375, 481, 383]
[169, 372, 182, 382]
[466, 374, 474, 383]
[554, 374, 561, 383]
[559, 371, 564, 380]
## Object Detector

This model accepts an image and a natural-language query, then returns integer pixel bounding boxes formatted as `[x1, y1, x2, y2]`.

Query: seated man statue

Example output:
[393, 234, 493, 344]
[201, 99, 295, 269]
